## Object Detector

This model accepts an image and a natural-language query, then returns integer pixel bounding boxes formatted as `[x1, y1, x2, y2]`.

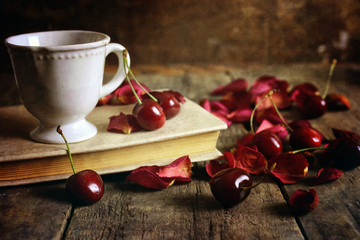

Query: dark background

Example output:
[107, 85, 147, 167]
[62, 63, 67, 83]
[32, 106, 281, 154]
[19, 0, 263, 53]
[1, 0, 360, 73]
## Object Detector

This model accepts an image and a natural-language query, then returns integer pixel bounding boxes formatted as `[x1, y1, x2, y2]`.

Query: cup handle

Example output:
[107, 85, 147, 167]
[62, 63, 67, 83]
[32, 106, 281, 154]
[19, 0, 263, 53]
[100, 43, 130, 98]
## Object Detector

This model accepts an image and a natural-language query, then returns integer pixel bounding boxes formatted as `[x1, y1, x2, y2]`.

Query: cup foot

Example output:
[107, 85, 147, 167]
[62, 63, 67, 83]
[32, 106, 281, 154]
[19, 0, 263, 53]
[30, 119, 98, 144]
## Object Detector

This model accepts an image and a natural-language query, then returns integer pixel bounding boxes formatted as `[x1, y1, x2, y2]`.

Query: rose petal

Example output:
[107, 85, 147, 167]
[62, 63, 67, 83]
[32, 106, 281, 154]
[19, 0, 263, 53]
[233, 143, 267, 174]
[325, 93, 351, 110]
[255, 108, 286, 124]
[211, 78, 248, 95]
[107, 113, 141, 134]
[250, 76, 289, 101]
[200, 99, 232, 126]
[268, 153, 309, 184]
[289, 188, 319, 214]
[97, 92, 116, 105]
[158, 155, 192, 182]
[332, 128, 360, 143]
[221, 91, 252, 110]
[254, 91, 291, 111]
[126, 156, 193, 189]
[126, 166, 175, 190]
[314, 168, 343, 185]
[227, 108, 252, 123]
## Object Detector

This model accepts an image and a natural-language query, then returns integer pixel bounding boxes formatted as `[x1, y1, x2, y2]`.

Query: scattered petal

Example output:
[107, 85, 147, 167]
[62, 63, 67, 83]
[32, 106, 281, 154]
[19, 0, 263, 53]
[126, 166, 175, 190]
[289, 188, 319, 214]
[227, 108, 252, 123]
[211, 78, 248, 95]
[233, 143, 268, 174]
[314, 168, 342, 185]
[115, 79, 149, 104]
[332, 128, 360, 143]
[220, 91, 252, 110]
[158, 156, 192, 182]
[97, 92, 116, 105]
[126, 156, 193, 189]
[206, 154, 233, 177]
[107, 113, 141, 134]
[325, 93, 351, 110]
[268, 153, 309, 184]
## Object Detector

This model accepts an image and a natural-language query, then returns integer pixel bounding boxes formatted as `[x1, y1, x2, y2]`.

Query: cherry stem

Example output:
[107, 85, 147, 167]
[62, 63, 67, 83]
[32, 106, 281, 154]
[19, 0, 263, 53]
[250, 90, 274, 134]
[122, 50, 158, 103]
[322, 59, 337, 99]
[268, 93, 293, 133]
[242, 163, 277, 191]
[56, 126, 76, 174]
[289, 146, 327, 154]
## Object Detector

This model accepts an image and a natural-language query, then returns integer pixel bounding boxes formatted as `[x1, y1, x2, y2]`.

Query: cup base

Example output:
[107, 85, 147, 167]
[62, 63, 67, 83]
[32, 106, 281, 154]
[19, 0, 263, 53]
[30, 119, 98, 144]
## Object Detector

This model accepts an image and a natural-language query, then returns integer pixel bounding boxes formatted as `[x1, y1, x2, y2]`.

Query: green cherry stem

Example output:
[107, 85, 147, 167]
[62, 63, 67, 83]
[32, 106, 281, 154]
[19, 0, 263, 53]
[268, 93, 293, 132]
[56, 126, 76, 174]
[250, 90, 274, 134]
[322, 59, 337, 99]
[122, 50, 158, 103]
[289, 146, 327, 154]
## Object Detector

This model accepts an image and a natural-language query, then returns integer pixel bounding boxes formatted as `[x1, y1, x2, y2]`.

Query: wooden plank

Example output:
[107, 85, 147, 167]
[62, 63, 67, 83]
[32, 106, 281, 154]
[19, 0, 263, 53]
[0, 182, 71, 240]
[63, 167, 303, 240]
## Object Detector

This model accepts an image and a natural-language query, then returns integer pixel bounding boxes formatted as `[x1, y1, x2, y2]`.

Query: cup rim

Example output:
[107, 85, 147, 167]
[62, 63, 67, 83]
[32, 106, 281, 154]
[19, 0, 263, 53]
[4, 30, 111, 51]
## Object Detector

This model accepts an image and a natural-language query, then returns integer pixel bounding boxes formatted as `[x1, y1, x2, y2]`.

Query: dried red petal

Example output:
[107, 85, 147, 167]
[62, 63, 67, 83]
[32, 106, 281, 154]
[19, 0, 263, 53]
[200, 99, 232, 126]
[249, 76, 289, 101]
[126, 156, 193, 189]
[325, 93, 351, 110]
[211, 78, 248, 95]
[314, 168, 343, 185]
[255, 108, 286, 125]
[97, 92, 116, 105]
[233, 143, 267, 174]
[227, 108, 252, 123]
[126, 166, 175, 190]
[289, 188, 319, 214]
[332, 128, 360, 144]
[268, 153, 309, 184]
[115, 79, 149, 104]
[256, 120, 288, 142]
[254, 91, 291, 111]
[158, 156, 192, 182]
[107, 113, 141, 134]
[220, 91, 252, 110]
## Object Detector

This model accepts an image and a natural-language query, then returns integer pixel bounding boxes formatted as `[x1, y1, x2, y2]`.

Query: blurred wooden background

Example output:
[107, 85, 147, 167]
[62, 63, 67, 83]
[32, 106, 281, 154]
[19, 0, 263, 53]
[1, 0, 360, 73]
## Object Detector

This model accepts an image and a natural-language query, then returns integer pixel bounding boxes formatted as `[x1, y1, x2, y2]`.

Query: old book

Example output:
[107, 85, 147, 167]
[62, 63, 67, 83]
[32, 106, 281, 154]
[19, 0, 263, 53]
[0, 98, 227, 187]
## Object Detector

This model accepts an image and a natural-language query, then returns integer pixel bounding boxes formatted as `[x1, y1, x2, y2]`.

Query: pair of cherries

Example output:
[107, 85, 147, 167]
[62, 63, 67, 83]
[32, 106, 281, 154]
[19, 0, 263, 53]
[133, 91, 181, 130]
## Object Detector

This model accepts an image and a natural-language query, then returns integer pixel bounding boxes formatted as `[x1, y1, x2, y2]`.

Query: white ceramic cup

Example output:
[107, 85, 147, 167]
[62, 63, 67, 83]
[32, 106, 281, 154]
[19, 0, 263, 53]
[5, 30, 130, 143]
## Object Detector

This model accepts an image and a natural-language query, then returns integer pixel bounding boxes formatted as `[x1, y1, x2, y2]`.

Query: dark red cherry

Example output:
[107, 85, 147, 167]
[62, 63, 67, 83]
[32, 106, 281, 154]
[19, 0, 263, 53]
[145, 91, 181, 119]
[251, 130, 283, 159]
[300, 94, 327, 119]
[66, 169, 104, 205]
[133, 99, 166, 130]
[289, 127, 322, 149]
[210, 168, 252, 208]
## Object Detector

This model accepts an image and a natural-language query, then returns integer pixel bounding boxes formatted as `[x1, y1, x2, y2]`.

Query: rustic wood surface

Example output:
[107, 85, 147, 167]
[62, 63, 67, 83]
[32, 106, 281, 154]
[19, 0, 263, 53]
[0, 63, 359, 240]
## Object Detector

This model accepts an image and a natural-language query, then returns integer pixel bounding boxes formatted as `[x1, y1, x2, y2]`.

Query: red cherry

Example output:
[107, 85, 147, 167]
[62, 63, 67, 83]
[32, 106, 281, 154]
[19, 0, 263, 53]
[300, 94, 327, 119]
[66, 170, 104, 205]
[133, 99, 166, 130]
[289, 127, 322, 149]
[145, 91, 181, 119]
[251, 130, 283, 159]
[209, 168, 252, 208]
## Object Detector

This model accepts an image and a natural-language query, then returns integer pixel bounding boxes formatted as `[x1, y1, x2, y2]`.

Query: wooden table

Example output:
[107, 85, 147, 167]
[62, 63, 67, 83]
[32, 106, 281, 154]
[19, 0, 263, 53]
[1, 63, 359, 239]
